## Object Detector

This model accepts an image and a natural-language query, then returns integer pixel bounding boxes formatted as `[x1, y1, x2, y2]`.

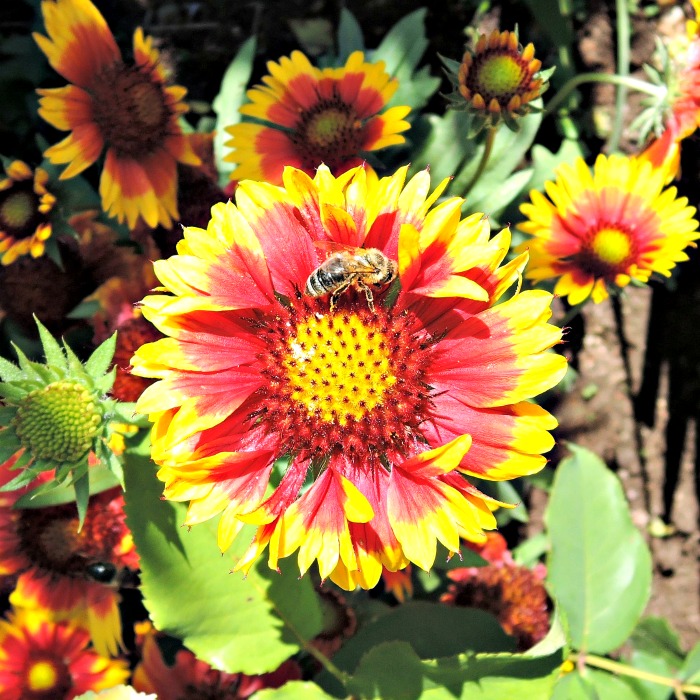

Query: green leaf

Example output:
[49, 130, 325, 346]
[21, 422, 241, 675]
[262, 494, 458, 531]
[324, 603, 514, 679]
[587, 670, 643, 700]
[545, 444, 652, 654]
[85, 332, 117, 378]
[457, 104, 543, 207]
[373, 9, 428, 77]
[252, 682, 339, 699]
[347, 642, 425, 700]
[629, 617, 685, 668]
[371, 9, 439, 111]
[123, 441, 323, 675]
[526, 140, 585, 195]
[551, 673, 597, 700]
[681, 642, 700, 683]
[212, 37, 257, 185]
[336, 8, 365, 62]
[624, 650, 674, 700]
[469, 169, 533, 226]
[335, 644, 560, 700]
[409, 111, 476, 184]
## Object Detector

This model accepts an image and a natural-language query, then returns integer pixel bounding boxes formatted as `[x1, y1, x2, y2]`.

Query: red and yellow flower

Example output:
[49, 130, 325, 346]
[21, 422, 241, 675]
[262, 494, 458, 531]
[0, 160, 56, 266]
[34, 0, 199, 229]
[0, 608, 129, 699]
[224, 50, 410, 184]
[0, 461, 138, 657]
[132, 163, 566, 590]
[518, 154, 700, 304]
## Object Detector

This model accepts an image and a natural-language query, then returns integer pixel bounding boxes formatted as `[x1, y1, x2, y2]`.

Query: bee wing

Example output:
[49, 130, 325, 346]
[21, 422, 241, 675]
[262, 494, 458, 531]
[313, 240, 362, 256]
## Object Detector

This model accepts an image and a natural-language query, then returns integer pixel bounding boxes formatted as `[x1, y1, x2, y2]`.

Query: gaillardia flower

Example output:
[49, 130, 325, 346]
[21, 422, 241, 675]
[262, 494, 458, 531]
[518, 154, 700, 304]
[132, 164, 566, 590]
[0, 462, 138, 657]
[444, 30, 550, 133]
[0, 608, 129, 699]
[0, 160, 56, 266]
[34, 0, 199, 229]
[224, 50, 410, 184]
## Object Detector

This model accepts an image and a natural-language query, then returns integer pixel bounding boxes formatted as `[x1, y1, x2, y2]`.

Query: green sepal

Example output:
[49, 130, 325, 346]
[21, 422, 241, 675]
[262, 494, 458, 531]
[85, 332, 117, 379]
[94, 367, 117, 395]
[14, 462, 121, 509]
[35, 316, 66, 369]
[0, 464, 47, 492]
[0, 383, 28, 402]
[73, 471, 90, 531]
[0, 435, 24, 467]
[10, 344, 46, 382]
[0, 355, 25, 382]
[63, 342, 87, 377]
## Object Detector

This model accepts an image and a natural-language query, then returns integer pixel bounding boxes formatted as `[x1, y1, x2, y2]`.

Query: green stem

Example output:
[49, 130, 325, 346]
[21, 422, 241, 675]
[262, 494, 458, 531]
[608, 0, 631, 152]
[572, 653, 700, 695]
[459, 126, 498, 199]
[542, 73, 666, 120]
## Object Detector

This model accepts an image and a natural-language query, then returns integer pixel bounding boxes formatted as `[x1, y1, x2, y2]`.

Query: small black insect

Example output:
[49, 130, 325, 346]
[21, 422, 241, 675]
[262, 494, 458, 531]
[85, 561, 118, 583]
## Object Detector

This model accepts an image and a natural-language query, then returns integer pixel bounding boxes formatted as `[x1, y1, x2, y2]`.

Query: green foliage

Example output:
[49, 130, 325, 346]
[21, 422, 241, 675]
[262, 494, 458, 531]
[546, 444, 652, 655]
[212, 36, 257, 185]
[123, 438, 323, 675]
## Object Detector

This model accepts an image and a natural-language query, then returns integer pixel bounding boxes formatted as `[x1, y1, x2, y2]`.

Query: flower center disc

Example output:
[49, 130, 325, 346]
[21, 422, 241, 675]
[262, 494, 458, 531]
[11, 380, 103, 464]
[284, 311, 398, 425]
[0, 186, 40, 238]
[292, 100, 364, 172]
[91, 65, 170, 158]
[474, 54, 526, 99]
[257, 296, 432, 462]
[576, 225, 635, 278]
[25, 656, 72, 699]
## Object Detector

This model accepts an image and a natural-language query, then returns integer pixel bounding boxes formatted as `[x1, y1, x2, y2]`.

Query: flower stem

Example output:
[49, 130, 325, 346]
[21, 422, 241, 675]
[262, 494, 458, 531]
[608, 0, 631, 153]
[459, 126, 498, 199]
[571, 652, 700, 695]
[542, 73, 666, 120]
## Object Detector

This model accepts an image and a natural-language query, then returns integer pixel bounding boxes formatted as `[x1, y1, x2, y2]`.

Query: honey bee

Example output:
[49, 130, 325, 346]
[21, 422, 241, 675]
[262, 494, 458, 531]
[304, 242, 398, 311]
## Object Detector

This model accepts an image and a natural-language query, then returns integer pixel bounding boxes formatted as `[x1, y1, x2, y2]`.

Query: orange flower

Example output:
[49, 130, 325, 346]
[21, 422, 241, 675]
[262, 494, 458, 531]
[34, 0, 199, 229]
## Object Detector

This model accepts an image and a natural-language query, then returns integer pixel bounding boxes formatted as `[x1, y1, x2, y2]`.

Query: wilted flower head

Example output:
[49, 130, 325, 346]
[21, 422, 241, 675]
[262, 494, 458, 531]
[0, 160, 56, 266]
[442, 560, 550, 651]
[444, 29, 551, 134]
[225, 50, 411, 184]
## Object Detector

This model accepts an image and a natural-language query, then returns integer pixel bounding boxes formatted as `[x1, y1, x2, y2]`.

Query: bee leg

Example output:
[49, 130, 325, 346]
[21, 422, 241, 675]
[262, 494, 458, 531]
[329, 279, 353, 312]
[358, 281, 375, 312]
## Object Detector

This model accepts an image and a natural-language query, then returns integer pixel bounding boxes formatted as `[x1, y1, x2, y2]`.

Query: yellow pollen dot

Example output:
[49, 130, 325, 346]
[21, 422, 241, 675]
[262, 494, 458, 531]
[476, 54, 525, 97]
[284, 313, 396, 425]
[1, 191, 34, 229]
[27, 660, 59, 692]
[591, 228, 632, 265]
[308, 109, 356, 147]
